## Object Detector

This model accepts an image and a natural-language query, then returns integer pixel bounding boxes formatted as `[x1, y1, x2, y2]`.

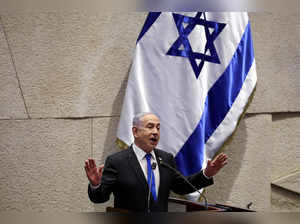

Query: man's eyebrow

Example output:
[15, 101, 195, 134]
[146, 122, 160, 125]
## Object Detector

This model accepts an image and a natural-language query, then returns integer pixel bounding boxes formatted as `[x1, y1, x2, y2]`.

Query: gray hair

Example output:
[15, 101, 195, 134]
[132, 112, 159, 127]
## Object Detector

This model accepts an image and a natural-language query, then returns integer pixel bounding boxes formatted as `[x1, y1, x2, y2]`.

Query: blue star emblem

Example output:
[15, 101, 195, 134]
[167, 12, 226, 79]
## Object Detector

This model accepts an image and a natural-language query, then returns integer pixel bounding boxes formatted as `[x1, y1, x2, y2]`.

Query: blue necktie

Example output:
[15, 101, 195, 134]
[145, 153, 157, 202]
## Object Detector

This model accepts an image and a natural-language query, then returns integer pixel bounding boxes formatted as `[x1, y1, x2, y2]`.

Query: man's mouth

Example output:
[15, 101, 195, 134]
[149, 137, 158, 144]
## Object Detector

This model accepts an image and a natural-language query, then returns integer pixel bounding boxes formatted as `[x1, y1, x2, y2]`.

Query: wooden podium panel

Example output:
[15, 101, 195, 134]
[168, 197, 254, 212]
[106, 197, 255, 212]
[168, 197, 225, 212]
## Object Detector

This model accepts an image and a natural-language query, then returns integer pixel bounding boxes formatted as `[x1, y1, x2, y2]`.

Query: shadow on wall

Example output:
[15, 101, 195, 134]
[90, 64, 131, 212]
[205, 116, 248, 207]
[271, 184, 300, 212]
[100, 65, 131, 163]
[272, 112, 300, 122]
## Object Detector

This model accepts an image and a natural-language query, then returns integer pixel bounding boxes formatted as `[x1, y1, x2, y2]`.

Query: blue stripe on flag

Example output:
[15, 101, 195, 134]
[137, 12, 161, 43]
[175, 22, 254, 176]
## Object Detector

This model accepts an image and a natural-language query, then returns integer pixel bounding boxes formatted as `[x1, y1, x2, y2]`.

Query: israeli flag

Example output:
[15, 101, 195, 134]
[117, 12, 257, 195]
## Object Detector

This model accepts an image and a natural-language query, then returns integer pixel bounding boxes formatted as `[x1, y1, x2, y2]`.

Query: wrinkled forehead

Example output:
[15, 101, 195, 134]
[140, 114, 160, 126]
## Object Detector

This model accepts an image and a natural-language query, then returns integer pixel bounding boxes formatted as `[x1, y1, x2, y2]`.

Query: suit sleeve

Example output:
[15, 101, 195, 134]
[169, 154, 214, 195]
[88, 156, 118, 203]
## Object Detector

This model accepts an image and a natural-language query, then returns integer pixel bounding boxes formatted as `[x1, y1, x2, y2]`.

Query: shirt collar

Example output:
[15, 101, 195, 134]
[132, 143, 156, 161]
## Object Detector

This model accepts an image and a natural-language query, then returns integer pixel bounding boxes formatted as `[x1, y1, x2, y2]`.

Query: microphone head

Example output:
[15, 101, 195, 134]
[151, 162, 157, 170]
[158, 157, 162, 164]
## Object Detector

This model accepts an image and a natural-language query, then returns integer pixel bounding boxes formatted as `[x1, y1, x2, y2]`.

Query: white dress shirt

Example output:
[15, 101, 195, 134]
[132, 143, 160, 197]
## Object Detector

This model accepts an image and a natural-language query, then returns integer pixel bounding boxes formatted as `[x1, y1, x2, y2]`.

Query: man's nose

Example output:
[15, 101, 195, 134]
[152, 127, 159, 134]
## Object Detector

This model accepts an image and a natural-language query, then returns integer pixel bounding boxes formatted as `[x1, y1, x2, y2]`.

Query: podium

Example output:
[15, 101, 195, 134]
[106, 197, 255, 212]
[168, 197, 254, 212]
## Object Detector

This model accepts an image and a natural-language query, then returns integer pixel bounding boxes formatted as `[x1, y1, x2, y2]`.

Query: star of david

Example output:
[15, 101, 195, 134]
[167, 12, 226, 79]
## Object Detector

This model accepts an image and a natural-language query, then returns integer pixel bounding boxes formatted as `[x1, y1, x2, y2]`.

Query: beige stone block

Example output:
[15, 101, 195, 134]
[0, 119, 94, 211]
[92, 117, 121, 165]
[0, 22, 27, 119]
[248, 13, 300, 113]
[272, 171, 300, 194]
[1, 12, 147, 118]
[0, 20, 9, 55]
[91, 117, 121, 211]
[205, 114, 272, 211]
[272, 114, 300, 181]
[0, 54, 28, 119]
[271, 185, 300, 212]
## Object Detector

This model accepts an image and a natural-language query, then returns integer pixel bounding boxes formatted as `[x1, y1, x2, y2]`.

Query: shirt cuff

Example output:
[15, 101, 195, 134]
[89, 183, 101, 190]
[202, 169, 212, 179]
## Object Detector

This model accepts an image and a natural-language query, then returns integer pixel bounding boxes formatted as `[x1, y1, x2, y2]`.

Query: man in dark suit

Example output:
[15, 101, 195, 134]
[85, 112, 228, 212]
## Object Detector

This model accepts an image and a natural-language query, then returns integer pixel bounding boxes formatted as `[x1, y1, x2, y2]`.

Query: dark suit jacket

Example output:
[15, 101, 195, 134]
[88, 146, 213, 212]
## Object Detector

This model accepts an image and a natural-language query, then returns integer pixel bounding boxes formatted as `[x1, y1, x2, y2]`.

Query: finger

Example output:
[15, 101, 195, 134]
[212, 154, 222, 162]
[85, 160, 90, 172]
[219, 155, 228, 164]
[216, 153, 227, 162]
[217, 153, 226, 160]
[222, 160, 228, 166]
[99, 164, 104, 174]
[91, 159, 97, 168]
[87, 159, 93, 168]
[217, 156, 226, 163]
[88, 158, 96, 168]
[212, 157, 222, 166]
[84, 164, 89, 173]
[217, 152, 223, 157]
[222, 155, 228, 162]
[207, 159, 212, 167]
[216, 160, 228, 169]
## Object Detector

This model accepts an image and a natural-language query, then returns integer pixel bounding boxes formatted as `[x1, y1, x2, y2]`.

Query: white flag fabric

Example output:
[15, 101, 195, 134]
[117, 12, 256, 179]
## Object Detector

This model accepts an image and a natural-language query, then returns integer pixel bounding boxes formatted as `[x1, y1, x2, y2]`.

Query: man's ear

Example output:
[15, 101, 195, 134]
[132, 126, 138, 138]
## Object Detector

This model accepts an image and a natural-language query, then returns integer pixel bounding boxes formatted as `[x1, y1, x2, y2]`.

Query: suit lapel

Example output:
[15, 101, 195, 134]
[154, 149, 168, 201]
[127, 146, 148, 192]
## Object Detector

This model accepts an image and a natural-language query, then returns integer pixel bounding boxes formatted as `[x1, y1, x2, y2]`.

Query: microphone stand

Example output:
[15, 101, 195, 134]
[158, 158, 209, 210]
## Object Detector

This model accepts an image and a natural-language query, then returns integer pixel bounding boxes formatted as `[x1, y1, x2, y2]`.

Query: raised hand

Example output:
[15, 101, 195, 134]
[204, 153, 228, 178]
[84, 158, 104, 187]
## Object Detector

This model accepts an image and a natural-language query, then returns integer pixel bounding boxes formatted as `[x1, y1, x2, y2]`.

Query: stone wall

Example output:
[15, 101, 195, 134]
[0, 12, 299, 212]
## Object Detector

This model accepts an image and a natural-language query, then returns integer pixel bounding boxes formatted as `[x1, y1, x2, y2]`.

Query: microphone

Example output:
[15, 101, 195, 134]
[157, 157, 209, 210]
[151, 162, 157, 170]
[147, 162, 157, 212]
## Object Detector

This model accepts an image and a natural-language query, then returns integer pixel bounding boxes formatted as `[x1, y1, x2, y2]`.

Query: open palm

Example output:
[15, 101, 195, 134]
[84, 159, 104, 186]
[204, 153, 228, 178]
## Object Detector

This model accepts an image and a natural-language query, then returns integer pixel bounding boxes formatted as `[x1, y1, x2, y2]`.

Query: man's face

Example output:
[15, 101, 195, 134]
[132, 114, 160, 153]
